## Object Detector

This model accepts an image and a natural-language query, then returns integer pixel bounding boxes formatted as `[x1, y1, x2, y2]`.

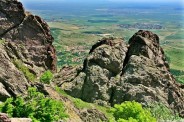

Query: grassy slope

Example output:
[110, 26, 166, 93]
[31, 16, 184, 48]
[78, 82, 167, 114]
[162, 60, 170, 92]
[55, 87, 115, 121]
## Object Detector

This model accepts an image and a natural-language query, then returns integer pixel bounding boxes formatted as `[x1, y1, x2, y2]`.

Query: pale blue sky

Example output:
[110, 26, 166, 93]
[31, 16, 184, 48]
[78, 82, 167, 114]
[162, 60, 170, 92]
[19, 0, 183, 3]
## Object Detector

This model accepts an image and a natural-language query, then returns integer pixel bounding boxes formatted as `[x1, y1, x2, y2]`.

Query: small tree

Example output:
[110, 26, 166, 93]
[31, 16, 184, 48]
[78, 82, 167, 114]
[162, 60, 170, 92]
[40, 70, 53, 84]
[111, 101, 156, 122]
[0, 87, 68, 122]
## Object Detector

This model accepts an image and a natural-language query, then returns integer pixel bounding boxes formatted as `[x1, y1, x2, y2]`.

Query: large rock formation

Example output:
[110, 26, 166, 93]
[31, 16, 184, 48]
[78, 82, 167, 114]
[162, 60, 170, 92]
[0, 0, 57, 100]
[1, 0, 184, 120]
[57, 30, 184, 117]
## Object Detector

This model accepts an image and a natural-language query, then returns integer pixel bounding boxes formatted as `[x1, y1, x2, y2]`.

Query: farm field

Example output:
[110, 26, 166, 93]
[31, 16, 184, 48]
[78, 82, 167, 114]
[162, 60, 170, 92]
[24, 1, 184, 83]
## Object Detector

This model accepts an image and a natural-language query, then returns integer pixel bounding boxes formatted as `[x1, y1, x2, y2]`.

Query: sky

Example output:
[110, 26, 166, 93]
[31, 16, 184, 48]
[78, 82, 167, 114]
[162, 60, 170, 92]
[19, 0, 183, 3]
[108, 0, 182, 2]
[19, 0, 183, 11]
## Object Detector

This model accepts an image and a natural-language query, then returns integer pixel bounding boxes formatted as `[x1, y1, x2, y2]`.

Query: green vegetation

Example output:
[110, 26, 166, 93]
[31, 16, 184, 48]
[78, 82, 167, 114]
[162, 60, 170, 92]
[55, 88, 183, 122]
[170, 69, 184, 84]
[73, 98, 92, 109]
[170, 69, 184, 76]
[147, 103, 181, 121]
[35, 4, 184, 84]
[111, 101, 156, 122]
[0, 39, 5, 45]
[55, 87, 92, 109]
[165, 31, 184, 40]
[55, 87, 115, 120]
[0, 98, 14, 116]
[49, 20, 184, 83]
[0, 87, 68, 122]
[40, 70, 54, 84]
[88, 19, 118, 23]
[176, 76, 184, 84]
[165, 48, 184, 71]
[56, 49, 85, 67]
[13, 60, 36, 81]
[164, 47, 184, 84]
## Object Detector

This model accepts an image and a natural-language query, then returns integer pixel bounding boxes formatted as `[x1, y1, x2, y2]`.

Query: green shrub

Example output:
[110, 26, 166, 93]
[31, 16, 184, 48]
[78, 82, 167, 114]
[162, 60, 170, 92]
[73, 98, 93, 109]
[111, 101, 156, 122]
[40, 70, 53, 84]
[0, 87, 68, 122]
[147, 103, 181, 121]
[177, 76, 184, 84]
[55, 86, 92, 109]
[13, 60, 36, 81]
[0, 98, 14, 117]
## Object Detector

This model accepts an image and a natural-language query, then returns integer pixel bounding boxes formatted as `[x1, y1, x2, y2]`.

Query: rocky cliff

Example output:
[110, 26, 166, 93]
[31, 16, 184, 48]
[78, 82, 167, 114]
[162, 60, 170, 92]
[1, 0, 184, 121]
[0, 1, 108, 122]
[0, 0, 57, 100]
[57, 30, 184, 117]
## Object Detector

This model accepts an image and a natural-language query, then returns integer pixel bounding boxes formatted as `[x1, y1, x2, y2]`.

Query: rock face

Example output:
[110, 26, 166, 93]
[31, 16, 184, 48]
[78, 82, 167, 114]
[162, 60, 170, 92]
[0, 0, 57, 100]
[0, 113, 32, 122]
[58, 30, 184, 117]
[0, 113, 11, 122]
[79, 109, 107, 122]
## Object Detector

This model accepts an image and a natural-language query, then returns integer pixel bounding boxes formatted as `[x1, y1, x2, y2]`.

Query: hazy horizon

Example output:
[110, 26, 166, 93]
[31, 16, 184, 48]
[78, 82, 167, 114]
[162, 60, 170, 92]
[19, 0, 183, 3]
[19, 0, 183, 11]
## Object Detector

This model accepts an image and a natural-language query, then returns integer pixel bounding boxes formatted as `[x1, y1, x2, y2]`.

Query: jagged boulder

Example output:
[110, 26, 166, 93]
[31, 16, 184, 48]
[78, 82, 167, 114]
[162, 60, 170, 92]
[88, 37, 128, 74]
[58, 30, 184, 117]
[0, 0, 57, 73]
[0, 0, 57, 100]
[0, 113, 11, 122]
[0, 0, 25, 36]
[80, 37, 128, 105]
[57, 37, 128, 105]
[79, 109, 107, 122]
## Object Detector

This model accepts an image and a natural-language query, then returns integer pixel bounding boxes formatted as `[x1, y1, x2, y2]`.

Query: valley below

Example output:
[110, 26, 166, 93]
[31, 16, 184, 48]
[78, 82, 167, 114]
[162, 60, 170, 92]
[27, 2, 184, 84]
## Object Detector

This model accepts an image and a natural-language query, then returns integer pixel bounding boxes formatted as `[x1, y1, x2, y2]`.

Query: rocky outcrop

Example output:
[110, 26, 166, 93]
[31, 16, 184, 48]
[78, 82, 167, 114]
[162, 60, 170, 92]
[0, 0, 57, 100]
[56, 37, 128, 105]
[0, 113, 11, 122]
[57, 30, 184, 117]
[79, 109, 107, 122]
[0, 0, 57, 72]
[0, 113, 32, 122]
[10, 118, 32, 122]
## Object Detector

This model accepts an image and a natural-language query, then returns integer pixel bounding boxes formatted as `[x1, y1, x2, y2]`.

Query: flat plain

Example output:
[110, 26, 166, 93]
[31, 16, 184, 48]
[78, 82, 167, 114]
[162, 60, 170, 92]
[27, 2, 184, 83]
